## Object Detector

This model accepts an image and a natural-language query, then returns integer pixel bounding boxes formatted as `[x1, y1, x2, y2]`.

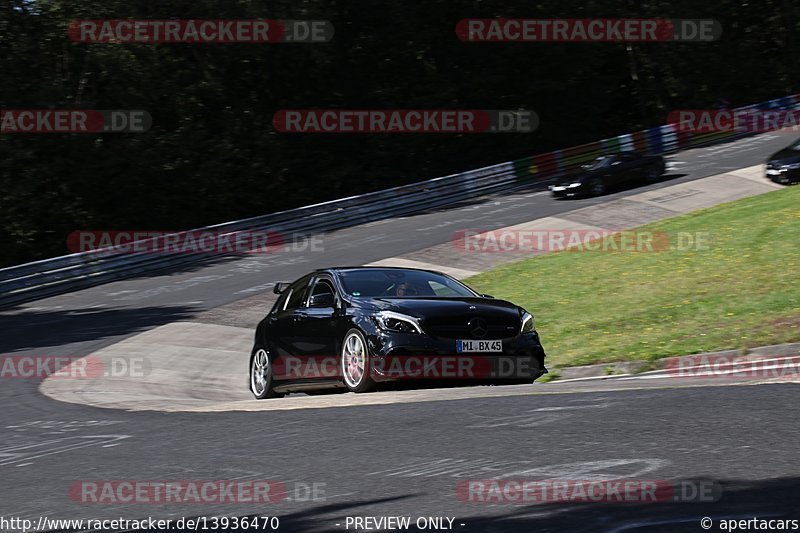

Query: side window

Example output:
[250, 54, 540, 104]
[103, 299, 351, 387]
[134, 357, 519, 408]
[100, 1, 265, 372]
[311, 279, 335, 297]
[308, 278, 338, 306]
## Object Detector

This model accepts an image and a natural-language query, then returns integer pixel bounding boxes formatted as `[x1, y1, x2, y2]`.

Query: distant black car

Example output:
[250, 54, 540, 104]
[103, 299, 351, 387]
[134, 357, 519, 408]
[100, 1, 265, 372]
[550, 152, 666, 198]
[249, 267, 548, 398]
[766, 139, 800, 184]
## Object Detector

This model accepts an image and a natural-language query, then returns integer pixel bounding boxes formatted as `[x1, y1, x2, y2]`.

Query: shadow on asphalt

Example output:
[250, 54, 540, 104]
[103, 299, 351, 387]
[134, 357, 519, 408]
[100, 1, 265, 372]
[454, 476, 800, 532]
[551, 172, 690, 201]
[39, 477, 800, 532]
[0, 305, 199, 353]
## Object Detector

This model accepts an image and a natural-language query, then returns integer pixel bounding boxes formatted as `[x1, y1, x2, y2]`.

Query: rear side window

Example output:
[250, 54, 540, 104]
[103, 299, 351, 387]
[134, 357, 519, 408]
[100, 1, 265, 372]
[285, 287, 307, 310]
[282, 276, 311, 311]
[271, 291, 289, 313]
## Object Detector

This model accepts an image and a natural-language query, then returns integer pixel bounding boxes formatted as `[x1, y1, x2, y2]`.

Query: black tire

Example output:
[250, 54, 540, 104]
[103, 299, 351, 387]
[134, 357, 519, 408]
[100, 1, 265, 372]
[340, 329, 376, 393]
[250, 345, 283, 399]
[589, 178, 607, 196]
[645, 167, 661, 183]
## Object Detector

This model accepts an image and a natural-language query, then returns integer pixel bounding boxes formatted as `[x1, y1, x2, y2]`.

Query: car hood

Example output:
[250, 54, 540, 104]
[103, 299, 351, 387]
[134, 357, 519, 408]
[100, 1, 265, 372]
[552, 168, 605, 186]
[369, 297, 523, 320]
[768, 148, 800, 166]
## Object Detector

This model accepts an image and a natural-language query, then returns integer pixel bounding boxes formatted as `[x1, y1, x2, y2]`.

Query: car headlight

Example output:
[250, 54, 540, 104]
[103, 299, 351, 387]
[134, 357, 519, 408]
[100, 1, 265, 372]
[568, 183, 582, 188]
[375, 311, 423, 334]
[521, 311, 536, 334]
[783, 163, 800, 170]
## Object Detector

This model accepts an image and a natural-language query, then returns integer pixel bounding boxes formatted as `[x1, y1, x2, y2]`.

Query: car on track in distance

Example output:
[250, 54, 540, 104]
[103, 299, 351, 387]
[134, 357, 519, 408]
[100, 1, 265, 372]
[549, 151, 666, 198]
[249, 267, 548, 398]
[766, 138, 800, 184]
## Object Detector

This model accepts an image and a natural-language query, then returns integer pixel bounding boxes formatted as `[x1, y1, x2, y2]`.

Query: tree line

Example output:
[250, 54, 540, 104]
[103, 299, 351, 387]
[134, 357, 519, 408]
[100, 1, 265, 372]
[0, 0, 797, 267]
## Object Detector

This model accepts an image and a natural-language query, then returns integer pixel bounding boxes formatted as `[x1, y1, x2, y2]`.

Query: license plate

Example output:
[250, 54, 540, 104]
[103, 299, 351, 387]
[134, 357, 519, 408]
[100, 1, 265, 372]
[457, 340, 503, 353]
[767, 169, 782, 175]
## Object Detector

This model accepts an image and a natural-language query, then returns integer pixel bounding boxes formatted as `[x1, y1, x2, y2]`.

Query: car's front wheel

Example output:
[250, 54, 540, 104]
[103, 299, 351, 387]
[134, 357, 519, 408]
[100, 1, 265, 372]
[250, 347, 283, 399]
[589, 177, 607, 196]
[645, 167, 661, 183]
[341, 329, 376, 393]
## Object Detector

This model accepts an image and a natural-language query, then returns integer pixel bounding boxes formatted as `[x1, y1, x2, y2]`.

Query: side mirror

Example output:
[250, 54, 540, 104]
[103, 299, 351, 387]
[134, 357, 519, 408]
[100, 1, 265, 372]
[273, 282, 291, 294]
[309, 292, 335, 308]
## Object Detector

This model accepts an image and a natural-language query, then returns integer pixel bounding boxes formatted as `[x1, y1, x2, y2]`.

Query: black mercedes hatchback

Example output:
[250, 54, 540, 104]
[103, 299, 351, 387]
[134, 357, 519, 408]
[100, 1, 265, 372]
[766, 138, 800, 184]
[249, 267, 548, 398]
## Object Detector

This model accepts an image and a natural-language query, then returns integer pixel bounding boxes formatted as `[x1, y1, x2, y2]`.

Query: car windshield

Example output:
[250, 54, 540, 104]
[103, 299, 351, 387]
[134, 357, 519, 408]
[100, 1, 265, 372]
[338, 269, 477, 298]
[586, 155, 616, 170]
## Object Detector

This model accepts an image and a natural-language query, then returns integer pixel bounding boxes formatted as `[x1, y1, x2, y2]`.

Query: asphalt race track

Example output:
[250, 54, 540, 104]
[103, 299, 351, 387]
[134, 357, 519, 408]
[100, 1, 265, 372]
[2, 132, 800, 532]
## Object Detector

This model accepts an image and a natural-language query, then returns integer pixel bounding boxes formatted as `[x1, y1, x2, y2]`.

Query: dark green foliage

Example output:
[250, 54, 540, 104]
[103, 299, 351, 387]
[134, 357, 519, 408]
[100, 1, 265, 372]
[0, 0, 797, 266]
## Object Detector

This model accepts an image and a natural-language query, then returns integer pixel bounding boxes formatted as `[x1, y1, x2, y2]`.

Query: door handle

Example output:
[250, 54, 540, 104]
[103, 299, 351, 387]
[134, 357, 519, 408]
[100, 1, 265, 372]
[293, 312, 309, 322]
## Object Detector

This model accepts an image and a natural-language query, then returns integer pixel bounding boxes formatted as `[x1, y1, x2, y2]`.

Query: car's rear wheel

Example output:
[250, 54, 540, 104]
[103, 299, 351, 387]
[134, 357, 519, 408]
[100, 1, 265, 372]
[589, 178, 607, 196]
[645, 167, 661, 183]
[250, 347, 283, 399]
[341, 329, 376, 393]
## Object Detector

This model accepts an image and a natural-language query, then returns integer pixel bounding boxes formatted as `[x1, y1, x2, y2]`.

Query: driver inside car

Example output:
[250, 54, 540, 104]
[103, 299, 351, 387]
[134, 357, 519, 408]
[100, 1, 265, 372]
[395, 282, 419, 297]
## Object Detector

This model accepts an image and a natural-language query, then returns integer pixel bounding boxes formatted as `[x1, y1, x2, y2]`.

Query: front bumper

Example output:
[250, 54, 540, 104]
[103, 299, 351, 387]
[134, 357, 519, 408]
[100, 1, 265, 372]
[367, 331, 548, 382]
[766, 168, 800, 184]
[549, 183, 586, 197]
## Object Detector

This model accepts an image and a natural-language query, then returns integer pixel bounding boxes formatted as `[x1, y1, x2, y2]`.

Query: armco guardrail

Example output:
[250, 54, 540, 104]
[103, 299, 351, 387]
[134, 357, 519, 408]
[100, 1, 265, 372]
[1, 94, 798, 308]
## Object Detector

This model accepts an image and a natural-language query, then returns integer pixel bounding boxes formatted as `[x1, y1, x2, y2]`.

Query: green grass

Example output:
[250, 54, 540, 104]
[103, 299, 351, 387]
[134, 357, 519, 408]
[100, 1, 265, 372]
[466, 186, 800, 368]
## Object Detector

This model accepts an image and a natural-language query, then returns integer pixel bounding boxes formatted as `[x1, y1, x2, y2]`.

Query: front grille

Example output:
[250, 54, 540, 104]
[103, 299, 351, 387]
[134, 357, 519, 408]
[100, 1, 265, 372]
[423, 317, 519, 340]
